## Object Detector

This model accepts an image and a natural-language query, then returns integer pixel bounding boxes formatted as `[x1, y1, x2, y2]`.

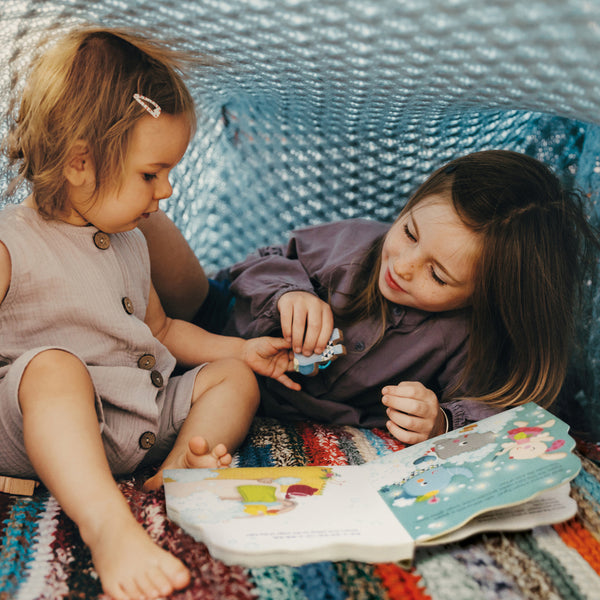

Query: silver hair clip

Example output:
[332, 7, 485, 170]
[133, 93, 161, 118]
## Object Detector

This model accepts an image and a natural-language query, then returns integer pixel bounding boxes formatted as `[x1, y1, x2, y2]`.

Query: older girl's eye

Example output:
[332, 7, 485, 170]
[143, 173, 157, 182]
[430, 266, 447, 286]
[403, 223, 417, 242]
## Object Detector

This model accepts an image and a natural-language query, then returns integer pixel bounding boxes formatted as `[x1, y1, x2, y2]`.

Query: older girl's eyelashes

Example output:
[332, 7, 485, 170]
[403, 221, 447, 286]
[430, 266, 447, 286]
[403, 223, 416, 241]
[142, 172, 157, 182]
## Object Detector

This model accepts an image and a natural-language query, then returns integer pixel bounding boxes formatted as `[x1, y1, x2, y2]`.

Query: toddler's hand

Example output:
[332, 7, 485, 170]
[277, 291, 334, 357]
[242, 337, 301, 391]
[381, 382, 446, 444]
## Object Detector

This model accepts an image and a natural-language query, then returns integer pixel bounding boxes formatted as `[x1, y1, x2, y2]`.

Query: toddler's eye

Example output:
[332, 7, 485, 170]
[143, 173, 157, 181]
[403, 223, 417, 242]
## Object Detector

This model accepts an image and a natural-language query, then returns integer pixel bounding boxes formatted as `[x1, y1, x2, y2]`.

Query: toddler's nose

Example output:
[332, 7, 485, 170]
[155, 178, 173, 201]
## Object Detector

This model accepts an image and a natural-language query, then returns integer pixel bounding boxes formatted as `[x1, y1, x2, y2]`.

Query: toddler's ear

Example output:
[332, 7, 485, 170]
[63, 141, 94, 187]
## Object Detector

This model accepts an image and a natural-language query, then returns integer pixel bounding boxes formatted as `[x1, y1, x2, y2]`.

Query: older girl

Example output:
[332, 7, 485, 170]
[144, 150, 599, 443]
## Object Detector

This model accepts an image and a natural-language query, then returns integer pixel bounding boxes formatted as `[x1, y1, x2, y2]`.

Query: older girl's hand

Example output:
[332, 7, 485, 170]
[381, 381, 447, 444]
[277, 291, 334, 357]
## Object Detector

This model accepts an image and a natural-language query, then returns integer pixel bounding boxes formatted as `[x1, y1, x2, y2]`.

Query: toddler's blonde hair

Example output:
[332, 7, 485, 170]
[6, 27, 200, 217]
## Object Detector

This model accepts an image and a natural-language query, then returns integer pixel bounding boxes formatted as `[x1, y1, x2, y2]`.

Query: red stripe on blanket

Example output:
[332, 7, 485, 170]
[554, 517, 600, 575]
[374, 564, 432, 600]
[298, 423, 348, 465]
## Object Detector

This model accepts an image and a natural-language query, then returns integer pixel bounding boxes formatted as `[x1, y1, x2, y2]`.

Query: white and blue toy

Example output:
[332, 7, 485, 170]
[293, 328, 346, 376]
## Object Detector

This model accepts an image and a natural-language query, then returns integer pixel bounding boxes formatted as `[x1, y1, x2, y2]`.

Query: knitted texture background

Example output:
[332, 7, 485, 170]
[2, 2, 600, 392]
[2, 0, 600, 270]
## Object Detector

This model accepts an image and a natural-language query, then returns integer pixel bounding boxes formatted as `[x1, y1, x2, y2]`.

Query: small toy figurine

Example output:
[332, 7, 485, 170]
[293, 328, 346, 376]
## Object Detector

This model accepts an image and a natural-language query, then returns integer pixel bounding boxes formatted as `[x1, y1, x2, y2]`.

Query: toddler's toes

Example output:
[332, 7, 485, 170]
[186, 437, 231, 468]
[188, 436, 210, 457]
[213, 443, 232, 467]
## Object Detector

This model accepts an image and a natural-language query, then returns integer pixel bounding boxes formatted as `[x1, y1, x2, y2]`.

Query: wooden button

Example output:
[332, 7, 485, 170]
[122, 297, 134, 314]
[93, 231, 110, 250]
[150, 370, 164, 388]
[139, 431, 156, 450]
[137, 354, 156, 370]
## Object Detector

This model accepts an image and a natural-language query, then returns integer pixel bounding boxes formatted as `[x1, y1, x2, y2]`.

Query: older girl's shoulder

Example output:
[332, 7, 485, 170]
[293, 218, 387, 253]
[299, 217, 387, 236]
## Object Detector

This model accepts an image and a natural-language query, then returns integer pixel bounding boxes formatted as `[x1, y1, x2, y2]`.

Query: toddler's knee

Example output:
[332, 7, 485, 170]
[198, 358, 259, 402]
[23, 349, 87, 379]
[20, 349, 93, 406]
[221, 358, 258, 389]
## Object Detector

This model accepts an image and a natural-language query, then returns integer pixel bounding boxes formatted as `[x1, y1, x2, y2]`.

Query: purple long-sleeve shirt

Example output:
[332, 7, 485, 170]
[225, 218, 501, 430]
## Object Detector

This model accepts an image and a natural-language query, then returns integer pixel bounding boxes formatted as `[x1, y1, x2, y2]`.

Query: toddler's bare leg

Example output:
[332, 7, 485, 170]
[143, 358, 259, 491]
[19, 350, 190, 600]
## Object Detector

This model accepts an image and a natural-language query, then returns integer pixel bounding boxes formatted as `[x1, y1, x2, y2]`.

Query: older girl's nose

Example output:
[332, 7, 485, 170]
[393, 256, 415, 280]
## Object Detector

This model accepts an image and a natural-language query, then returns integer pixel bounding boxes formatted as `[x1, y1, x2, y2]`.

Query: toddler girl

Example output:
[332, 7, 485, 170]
[1, 28, 296, 600]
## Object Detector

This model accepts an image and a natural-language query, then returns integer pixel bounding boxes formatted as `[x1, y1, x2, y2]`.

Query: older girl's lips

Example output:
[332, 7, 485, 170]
[385, 268, 404, 292]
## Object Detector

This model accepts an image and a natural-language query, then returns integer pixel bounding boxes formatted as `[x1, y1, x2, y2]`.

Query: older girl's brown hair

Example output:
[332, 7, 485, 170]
[338, 150, 599, 410]
[6, 27, 201, 217]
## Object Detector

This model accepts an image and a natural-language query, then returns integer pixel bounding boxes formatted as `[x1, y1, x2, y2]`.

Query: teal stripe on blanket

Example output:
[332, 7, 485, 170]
[0, 494, 47, 595]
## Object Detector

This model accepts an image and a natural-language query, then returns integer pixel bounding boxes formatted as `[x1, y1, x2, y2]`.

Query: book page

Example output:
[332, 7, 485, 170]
[164, 465, 415, 567]
[367, 403, 580, 543]
[419, 483, 576, 545]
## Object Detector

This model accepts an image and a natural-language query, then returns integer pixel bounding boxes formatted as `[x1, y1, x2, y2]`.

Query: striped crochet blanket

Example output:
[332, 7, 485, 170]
[1, 418, 599, 600]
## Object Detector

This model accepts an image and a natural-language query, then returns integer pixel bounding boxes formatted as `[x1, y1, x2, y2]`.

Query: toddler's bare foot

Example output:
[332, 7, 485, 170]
[183, 436, 233, 469]
[84, 511, 190, 600]
[143, 436, 232, 491]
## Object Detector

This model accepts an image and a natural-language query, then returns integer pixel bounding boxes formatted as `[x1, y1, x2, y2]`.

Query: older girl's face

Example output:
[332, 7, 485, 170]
[379, 195, 481, 312]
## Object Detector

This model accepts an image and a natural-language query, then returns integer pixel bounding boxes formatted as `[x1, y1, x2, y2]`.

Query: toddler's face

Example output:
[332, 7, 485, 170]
[70, 112, 191, 233]
[379, 195, 481, 312]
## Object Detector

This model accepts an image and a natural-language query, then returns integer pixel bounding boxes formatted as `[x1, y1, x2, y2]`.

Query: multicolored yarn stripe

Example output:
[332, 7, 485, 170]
[1, 418, 599, 600]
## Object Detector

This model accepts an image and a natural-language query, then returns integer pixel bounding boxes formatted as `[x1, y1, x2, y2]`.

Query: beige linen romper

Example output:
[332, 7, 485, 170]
[0, 204, 200, 478]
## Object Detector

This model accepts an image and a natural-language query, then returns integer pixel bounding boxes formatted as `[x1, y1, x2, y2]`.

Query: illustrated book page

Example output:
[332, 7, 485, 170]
[164, 464, 415, 566]
[368, 402, 580, 545]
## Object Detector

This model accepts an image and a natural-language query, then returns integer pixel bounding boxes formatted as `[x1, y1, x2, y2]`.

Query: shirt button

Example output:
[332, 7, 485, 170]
[150, 370, 164, 388]
[122, 297, 134, 314]
[137, 354, 156, 370]
[93, 231, 110, 250]
[354, 341, 365, 352]
[139, 431, 156, 450]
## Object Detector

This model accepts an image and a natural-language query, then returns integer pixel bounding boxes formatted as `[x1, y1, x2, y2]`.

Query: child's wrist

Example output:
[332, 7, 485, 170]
[237, 337, 252, 363]
[438, 406, 449, 435]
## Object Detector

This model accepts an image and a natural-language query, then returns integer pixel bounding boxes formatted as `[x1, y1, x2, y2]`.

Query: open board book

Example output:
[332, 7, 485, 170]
[164, 403, 580, 567]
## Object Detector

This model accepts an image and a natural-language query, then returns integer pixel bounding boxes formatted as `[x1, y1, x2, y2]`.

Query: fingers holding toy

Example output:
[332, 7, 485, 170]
[277, 291, 334, 355]
[381, 381, 442, 444]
